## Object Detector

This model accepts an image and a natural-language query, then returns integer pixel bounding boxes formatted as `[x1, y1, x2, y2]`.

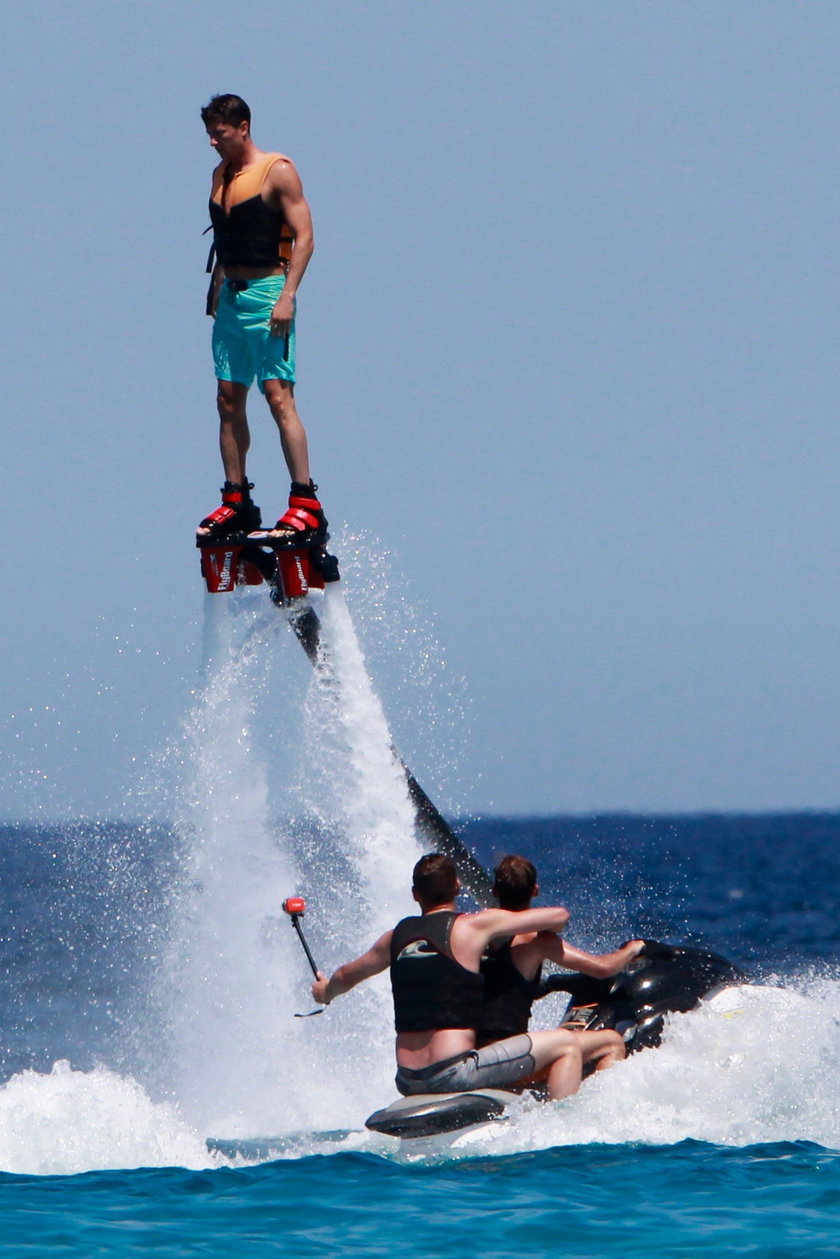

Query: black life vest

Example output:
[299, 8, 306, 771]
[207, 153, 293, 270]
[389, 911, 484, 1034]
[480, 940, 542, 1042]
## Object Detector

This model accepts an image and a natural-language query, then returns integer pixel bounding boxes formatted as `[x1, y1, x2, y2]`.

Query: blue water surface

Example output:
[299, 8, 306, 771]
[0, 814, 837, 1256]
[1, 1141, 838, 1258]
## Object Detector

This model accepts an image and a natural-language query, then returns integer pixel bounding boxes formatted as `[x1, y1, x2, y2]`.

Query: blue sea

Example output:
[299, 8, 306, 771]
[1, 813, 838, 1257]
[2, 588, 839, 1255]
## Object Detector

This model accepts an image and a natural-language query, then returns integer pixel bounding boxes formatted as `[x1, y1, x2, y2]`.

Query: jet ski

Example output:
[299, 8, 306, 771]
[365, 939, 744, 1140]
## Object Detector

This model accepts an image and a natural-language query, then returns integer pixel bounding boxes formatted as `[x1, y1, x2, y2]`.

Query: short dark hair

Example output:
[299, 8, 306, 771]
[412, 853, 458, 905]
[493, 855, 537, 910]
[201, 94, 251, 129]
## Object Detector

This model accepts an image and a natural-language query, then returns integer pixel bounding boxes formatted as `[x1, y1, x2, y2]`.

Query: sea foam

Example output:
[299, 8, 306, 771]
[392, 977, 840, 1162]
[0, 1061, 208, 1176]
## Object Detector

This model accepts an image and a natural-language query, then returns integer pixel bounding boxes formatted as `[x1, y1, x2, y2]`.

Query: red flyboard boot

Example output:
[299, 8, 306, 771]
[269, 481, 328, 550]
[196, 480, 262, 541]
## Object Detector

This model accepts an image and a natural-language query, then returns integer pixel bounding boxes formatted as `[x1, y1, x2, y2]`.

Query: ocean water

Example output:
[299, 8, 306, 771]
[2, 817, 837, 1258]
[2, 585, 839, 1256]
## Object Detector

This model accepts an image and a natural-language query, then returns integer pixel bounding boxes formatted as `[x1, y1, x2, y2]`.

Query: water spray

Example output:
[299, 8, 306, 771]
[282, 896, 323, 1017]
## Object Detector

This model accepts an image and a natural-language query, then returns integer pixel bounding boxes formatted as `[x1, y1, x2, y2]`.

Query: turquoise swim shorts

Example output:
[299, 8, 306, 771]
[212, 273, 296, 392]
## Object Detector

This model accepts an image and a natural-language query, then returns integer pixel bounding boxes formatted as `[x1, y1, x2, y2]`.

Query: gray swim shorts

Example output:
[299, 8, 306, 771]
[395, 1034, 536, 1096]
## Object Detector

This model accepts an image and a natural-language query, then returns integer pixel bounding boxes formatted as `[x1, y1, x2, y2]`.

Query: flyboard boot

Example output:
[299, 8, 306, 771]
[197, 480, 338, 596]
[196, 480, 262, 541]
[269, 481, 328, 549]
[196, 481, 266, 593]
[268, 482, 338, 604]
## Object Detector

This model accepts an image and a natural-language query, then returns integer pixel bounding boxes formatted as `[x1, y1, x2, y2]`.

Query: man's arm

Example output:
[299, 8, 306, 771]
[454, 906, 570, 971]
[311, 931, 392, 1005]
[266, 158, 314, 336]
[484, 906, 570, 943]
[504, 933, 645, 983]
[554, 941, 649, 976]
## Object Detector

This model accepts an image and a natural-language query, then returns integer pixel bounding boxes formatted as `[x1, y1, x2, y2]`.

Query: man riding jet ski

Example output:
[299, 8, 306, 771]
[311, 854, 630, 1104]
[361, 855, 743, 1140]
[479, 855, 647, 1052]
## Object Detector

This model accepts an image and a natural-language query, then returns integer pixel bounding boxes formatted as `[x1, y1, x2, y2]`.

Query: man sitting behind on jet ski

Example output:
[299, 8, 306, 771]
[481, 855, 645, 1074]
[311, 853, 628, 1101]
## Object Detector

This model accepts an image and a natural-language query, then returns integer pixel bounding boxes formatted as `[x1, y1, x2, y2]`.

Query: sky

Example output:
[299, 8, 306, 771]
[2, 0, 840, 819]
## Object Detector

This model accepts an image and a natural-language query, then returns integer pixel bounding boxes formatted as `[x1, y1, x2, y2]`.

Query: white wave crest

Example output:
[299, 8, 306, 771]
[383, 979, 840, 1162]
[0, 1062, 208, 1176]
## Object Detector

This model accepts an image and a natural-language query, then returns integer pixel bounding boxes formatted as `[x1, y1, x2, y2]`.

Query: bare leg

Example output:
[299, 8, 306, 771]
[575, 1029, 627, 1073]
[217, 380, 251, 485]
[195, 381, 254, 537]
[528, 1029, 585, 1101]
[263, 378, 310, 485]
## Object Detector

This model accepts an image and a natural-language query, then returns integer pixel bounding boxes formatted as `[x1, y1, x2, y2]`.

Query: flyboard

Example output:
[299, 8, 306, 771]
[196, 529, 493, 904]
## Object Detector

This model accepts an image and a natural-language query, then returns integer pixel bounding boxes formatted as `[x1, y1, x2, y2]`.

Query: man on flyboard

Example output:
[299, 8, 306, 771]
[196, 93, 326, 550]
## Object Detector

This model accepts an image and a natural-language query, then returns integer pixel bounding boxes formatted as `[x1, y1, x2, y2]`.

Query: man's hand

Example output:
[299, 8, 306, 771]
[311, 970, 331, 1005]
[269, 290, 296, 337]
